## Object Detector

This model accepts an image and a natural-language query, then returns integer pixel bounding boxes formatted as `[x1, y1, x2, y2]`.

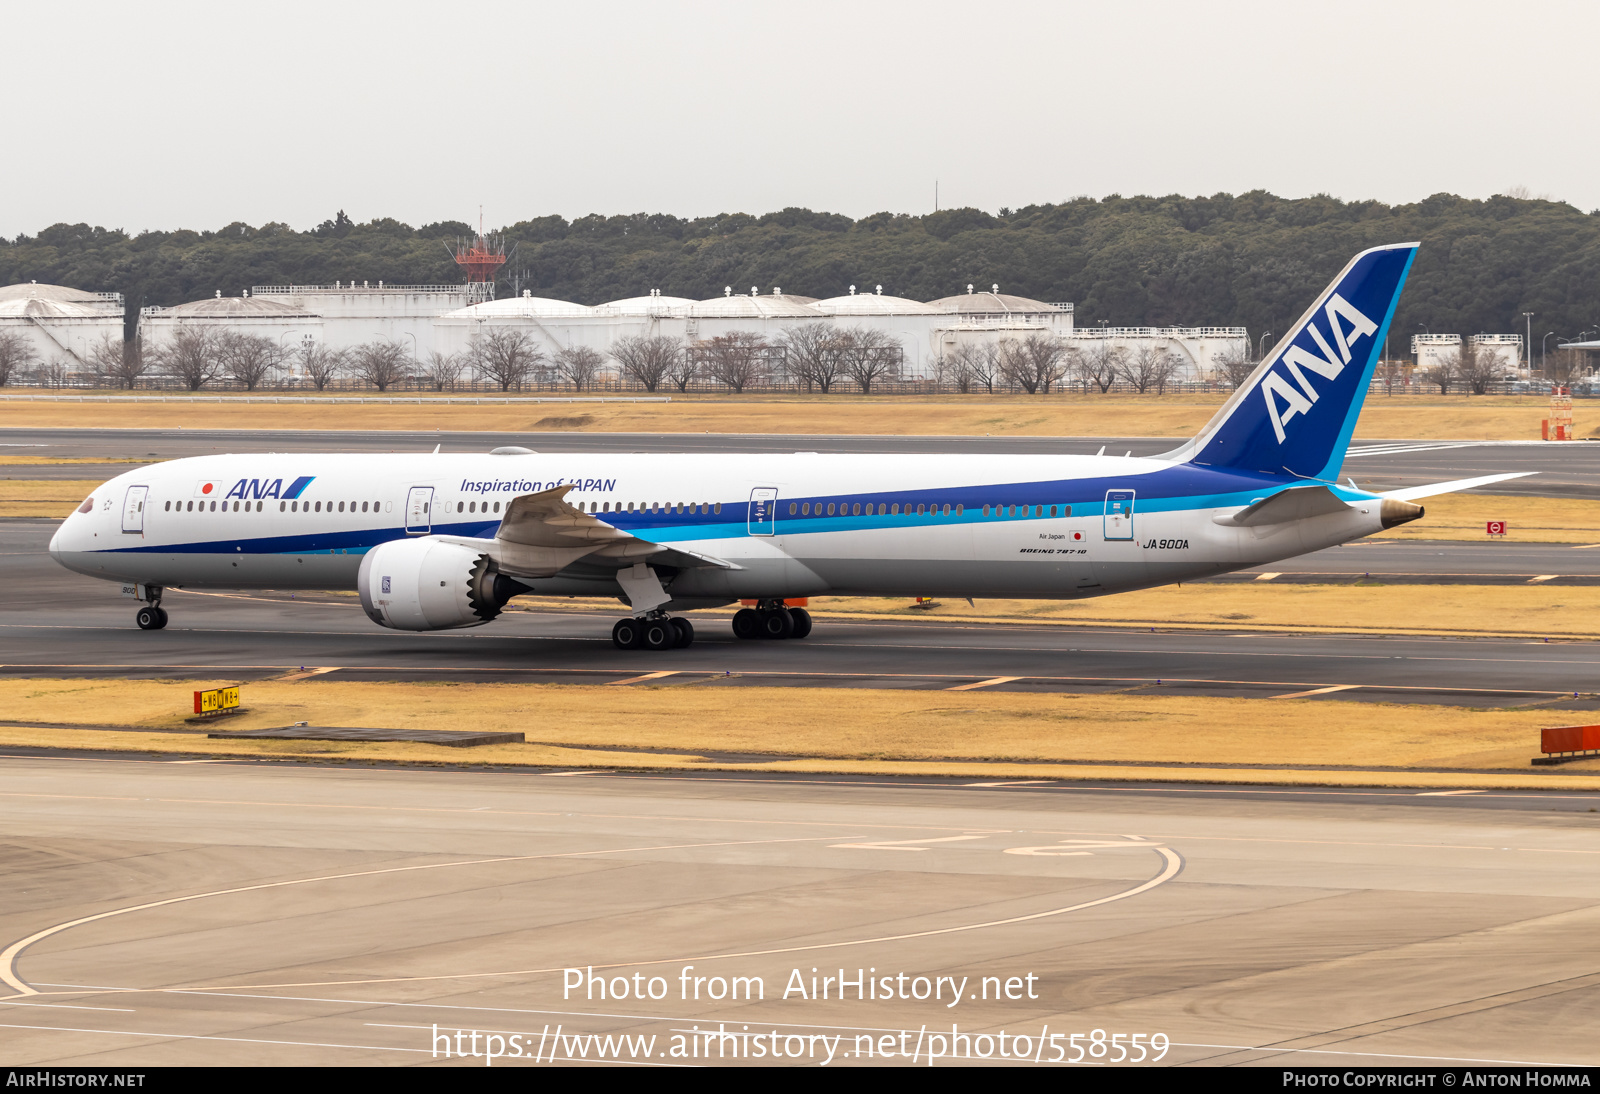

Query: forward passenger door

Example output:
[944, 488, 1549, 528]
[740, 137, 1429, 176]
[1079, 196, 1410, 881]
[121, 486, 149, 534]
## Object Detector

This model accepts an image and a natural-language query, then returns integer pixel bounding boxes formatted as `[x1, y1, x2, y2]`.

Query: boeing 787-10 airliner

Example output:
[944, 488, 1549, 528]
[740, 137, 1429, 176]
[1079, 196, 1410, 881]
[49, 243, 1526, 650]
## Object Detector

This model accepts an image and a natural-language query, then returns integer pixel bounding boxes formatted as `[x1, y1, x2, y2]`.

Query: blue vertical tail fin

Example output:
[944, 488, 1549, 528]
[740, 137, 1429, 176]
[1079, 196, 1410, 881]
[1163, 243, 1418, 480]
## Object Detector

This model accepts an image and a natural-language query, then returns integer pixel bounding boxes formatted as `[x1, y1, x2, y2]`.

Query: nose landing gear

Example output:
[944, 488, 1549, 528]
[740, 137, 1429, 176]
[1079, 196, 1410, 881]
[733, 601, 811, 640]
[134, 587, 168, 631]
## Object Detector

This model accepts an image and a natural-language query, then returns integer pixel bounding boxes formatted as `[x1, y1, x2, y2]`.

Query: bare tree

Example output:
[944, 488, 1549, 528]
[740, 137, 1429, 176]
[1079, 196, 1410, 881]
[554, 344, 605, 391]
[1375, 355, 1408, 395]
[997, 338, 1038, 393]
[1075, 340, 1124, 393]
[665, 340, 700, 392]
[349, 339, 410, 391]
[698, 331, 769, 393]
[1548, 345, 1584, 386]
[836, 327, 900, 393]
[157, 327, 221, 390]
[299, 342, 346, 390]
[0, 330, 37, 387]
[217, 331, 284, 391]
[1211, 344, 1257, 388]
[965, 342, 1001, 393]
[1118, 341, 1183, 394]
[1418, 356, 1453, 395]
[933, 347, 974, 393]
[471, 328, 542, 391]
[611, 335, 684, 392]
[1450, 340, 1507, 395]
[422, 350, 464, 391]
[1019, 332, 1071, 394]
[780, 323, 844, 393]
[88, 335, 150, 389]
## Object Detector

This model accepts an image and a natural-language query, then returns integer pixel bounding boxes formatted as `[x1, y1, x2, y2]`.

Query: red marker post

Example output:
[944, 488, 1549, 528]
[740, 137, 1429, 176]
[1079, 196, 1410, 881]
[1486, 521, 1506, 537]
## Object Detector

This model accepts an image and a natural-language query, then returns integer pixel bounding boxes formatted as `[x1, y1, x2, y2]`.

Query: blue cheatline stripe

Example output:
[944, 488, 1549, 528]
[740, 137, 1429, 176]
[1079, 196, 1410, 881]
[98, 464, 1378, 556]
[282, 475, 316, 500]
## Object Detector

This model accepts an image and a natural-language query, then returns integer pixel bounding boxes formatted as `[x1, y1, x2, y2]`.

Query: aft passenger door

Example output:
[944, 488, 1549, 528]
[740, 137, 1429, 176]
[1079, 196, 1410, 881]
[121, 485, 149, 534]
[405, 486, 434, 535]
[748, 487, 777, 536]
[1103, 489, 1135, 540]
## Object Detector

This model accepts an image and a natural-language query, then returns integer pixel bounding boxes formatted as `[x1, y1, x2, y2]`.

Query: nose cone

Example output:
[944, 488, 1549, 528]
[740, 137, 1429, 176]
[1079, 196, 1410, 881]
[49, 522, 65, 563]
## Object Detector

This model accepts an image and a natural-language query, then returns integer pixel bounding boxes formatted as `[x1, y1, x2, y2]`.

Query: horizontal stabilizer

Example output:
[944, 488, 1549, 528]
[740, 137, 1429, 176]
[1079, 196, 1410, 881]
[1212, 484, 1353, 527]
[1382, 472, 1534, 502]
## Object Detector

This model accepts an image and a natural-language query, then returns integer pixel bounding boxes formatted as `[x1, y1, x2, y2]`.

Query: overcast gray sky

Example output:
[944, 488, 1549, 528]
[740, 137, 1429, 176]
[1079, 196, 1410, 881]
[6, 0, 1594, 237]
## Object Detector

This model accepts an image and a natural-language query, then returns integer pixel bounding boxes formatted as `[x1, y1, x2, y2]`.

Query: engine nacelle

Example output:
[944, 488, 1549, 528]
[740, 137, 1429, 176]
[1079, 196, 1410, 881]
[357, 538, 526, 631]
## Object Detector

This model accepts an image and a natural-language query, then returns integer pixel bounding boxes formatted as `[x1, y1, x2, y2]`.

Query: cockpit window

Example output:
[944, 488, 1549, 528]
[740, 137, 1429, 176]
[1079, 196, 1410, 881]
[77, 497, 94, 514]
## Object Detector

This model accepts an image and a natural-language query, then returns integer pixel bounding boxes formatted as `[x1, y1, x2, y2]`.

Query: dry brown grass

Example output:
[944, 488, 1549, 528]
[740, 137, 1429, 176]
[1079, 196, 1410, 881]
[1, 677, 1594, 789]
[790, 583, 1600, 638]
[0, 479, 101, 517]
[1372, 492, 1600, 543]
[0, 392, 1584, 441]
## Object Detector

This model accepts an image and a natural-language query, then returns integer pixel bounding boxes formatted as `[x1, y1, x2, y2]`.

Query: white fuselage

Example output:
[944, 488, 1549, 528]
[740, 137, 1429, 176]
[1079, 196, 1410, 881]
[50, 450, 1388, 607]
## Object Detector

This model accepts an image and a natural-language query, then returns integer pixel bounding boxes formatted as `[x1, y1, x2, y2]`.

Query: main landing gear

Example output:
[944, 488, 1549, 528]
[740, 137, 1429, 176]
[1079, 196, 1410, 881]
[135, 587, 168, 631]
[613, 614, 695, 651]
[732, 601, 812, 641]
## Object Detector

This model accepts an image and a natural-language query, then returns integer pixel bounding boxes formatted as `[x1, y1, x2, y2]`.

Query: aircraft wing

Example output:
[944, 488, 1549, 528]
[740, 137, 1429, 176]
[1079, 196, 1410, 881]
[435, 484, 738, 579]
[1381, 472, 1534, 501]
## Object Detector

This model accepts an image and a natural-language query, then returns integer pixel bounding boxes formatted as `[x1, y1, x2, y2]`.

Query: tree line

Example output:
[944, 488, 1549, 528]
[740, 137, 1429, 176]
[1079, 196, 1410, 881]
[3, 191, 1597, 342]
[0, 325, 1195, 395]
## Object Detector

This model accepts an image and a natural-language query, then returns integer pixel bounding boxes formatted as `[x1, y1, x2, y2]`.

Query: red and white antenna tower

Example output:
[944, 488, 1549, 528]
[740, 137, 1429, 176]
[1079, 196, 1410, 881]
[448, 207, 507, 291]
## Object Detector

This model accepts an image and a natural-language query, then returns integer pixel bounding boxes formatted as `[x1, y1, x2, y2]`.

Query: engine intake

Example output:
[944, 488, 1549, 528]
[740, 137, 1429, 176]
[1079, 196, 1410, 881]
[357, 538, 528, 631]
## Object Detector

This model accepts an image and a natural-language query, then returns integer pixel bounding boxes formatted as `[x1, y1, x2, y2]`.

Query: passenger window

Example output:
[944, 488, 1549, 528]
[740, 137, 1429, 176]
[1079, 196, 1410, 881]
[164, 501, 170, 511]
[1062, 505, 1071, 517]
[801, 502, 809, 515]
[338, 502, 345, 513]
[891, 503, 899, 515]
[314, 501, 321, 512]
[210, 500, 216, 512]
[493, 502, 500, 513]
[983, 504, 991, 516]
[849, 503, 858, 516]
[955, 504, 963, 515]
[602, 502, 610, 512]
[257, 501, 264, 511]
[627, 502, 635, 512]
[943, 504, 951, 516]
[363, 501, 369, 513]
[290, 501, 297, 512]
[1049, 505, 1057, 517]
[714, 503, 722, 514]
[826, 503, 835, 516]
[788, 503, 796, 515]
[279, 501, 285, 511]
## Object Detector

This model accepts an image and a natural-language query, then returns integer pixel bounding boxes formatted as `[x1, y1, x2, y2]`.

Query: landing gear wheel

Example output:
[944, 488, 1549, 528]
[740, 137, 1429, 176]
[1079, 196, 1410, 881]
[153, 607, 169, 630]
[642, 618, 676, 651]
[732, 608, 761, 640]
[612, 618, 644, 649]
[787, 606, 811, 639]
[671, 617, 695, 648]
[136, 605, 161, 630]
[760, 608, 795, 640]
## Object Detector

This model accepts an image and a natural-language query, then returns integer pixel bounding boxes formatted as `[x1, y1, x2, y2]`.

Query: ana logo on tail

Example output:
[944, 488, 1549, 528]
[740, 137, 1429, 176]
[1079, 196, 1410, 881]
[1262, 293, 1378, 443]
